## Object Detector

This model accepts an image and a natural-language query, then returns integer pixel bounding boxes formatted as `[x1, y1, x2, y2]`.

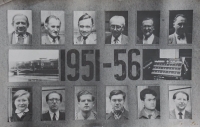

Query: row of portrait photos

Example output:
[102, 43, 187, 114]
[8, 85, 192, 122]
[8, 10, 193, 45]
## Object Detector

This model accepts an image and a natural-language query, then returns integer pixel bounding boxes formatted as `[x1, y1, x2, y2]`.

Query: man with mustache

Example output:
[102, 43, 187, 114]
[169, 14, 192, 44]
[75, 90, 97, 120]
[74, 13, 96, 44]
[9, 14, 32, 44]
[139, 88, 160, 119]
[170, 91, 192, 119]
[137, 18, 159, 44]
[42, 15, 64, 44]
[41, 91, 65, 121]
[105, 16, 128, 44]
[106, 90, 128, 120]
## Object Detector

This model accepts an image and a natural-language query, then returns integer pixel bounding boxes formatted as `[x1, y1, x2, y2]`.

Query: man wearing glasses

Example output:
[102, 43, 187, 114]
[105, 15, 128, 44]
[41, 91, 65, 121]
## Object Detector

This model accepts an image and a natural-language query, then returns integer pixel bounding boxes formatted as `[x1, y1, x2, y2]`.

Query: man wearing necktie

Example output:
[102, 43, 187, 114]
[41, 91, 65, 121]
[139, 88, 160, 119]
[169, 91, 192, 119]
[105, 15, 128, 44]
[74, 13, 97, 45]
[169, 14, 192, 44]
[9, 14, 32, 44]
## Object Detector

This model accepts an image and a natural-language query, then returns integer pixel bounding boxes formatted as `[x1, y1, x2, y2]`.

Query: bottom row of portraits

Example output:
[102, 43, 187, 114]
[8, 85, 192, 122]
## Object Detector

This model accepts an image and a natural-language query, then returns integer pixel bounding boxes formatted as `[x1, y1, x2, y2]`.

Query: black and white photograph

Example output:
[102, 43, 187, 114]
[106, 86, 128, 120]
[8, 87, 32, 122]
[41, 86, 65, 121]
[137, 11, 160, 45]
[143, 49, 192, 80]
[41, 11, 65, 45]
[105, 11, 128, 45]
[7, 10, 32, 45]
[168, 10, 193, 45]
[137, 86, 160, 119]
[9, 50, 59, 82]
[169, 85, 192, 119]
[74, 11, 96, 45]
[75, 86, 97, 120]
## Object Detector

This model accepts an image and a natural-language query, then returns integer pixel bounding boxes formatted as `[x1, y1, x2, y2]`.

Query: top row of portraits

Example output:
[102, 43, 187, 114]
[7, 10, 193, 45]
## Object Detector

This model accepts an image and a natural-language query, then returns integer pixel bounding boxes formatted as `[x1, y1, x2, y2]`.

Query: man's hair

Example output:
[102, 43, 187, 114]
[140, 88, 157, 101]
[173, 14, 187, 23]
[109, 15, 125, 27]
[46, 91, 62, 102]
[142, 17, 154, 26]
[78, 13, 94, 25]
[12, 14, 29, 27]
[109, 90, 126, 100]
[173, 91, 189, 101]
[13, 89, 31, 102]
[77, 90, 95, 102]
[45, 15, 61, 25]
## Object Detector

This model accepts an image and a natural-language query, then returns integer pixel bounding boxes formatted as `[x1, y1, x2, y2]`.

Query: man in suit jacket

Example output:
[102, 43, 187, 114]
[169, 14, 192, 44]
[74, 13, 96, 45]
[9, 14, 32, 44]
[41, 91, 65, 121]
[105, 16, 128, 44]
[169, 91, 192, 119]
[42, 15, 64, 45]
[106, 90, 129, 120]
[137, 18, 159, 44]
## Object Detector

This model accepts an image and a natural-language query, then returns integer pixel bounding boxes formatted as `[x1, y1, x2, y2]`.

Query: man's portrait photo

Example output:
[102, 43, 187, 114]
[8, 87, 32, 122]
[75, 86, 97, 120]
[169, 10, 193, 44]
[41, 11, 65, 45]
[41, 86, 65, 121]
[106, 86, 129, 120]
[137, 11, 160, 45]
[8, 10, 32, 45]
[74, 11, 96, 45]
[137, 86, 160, 119]
[169, 85, 192, 119]
[105, 11, 128, 45]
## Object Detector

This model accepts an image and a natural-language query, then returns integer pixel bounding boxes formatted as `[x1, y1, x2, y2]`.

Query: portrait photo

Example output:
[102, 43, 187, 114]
[105, 11, 128, 45]
[169, 85, 192, 119]
[41, 86, 65, 121]
[41, 11, 65, 45]
[137, 11, 160, 45]
[7, 10, 32, 45]
[9, 50, 59, 82]
[137, 85, 160, 119]
[8, 87, 32, 122]
[74, 11, 96, 45]
[75, 86, 97, 120]
[106, 86, 129, 120]
[143, 49, 192, 80]
[168, 10, 193, 45]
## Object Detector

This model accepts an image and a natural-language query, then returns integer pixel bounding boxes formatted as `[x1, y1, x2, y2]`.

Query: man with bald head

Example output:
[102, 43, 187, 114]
[137, 18, 159, 44]
[169, 14, 192, 44]
[9, 14, 32, 44]
[105, 15, 128, 44]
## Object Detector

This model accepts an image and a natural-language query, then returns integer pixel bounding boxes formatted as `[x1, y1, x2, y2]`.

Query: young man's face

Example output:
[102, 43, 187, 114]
[47, 93, 61, 112]
[78, 18, 93, 37]
[110, 94, 125, 111]
[78, 94, 94, 112]
[143, 94, 156, 110]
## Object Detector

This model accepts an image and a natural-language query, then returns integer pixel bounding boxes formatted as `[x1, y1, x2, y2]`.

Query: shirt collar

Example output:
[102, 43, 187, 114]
[175, 108, 185, 119]
[139, 108, 160, 119]
[47, 35, 59, 44]
[111, 34, 122, 44]
[49, 110, 59, 120]
[143, 34, 154, 44]
[76, 111, 96, 120]
[15, 108, 29, 118]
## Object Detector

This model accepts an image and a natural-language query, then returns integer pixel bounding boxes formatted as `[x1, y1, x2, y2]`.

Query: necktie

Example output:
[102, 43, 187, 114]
[178, 112, 183, 119]
[52, 38, 56, 43]
[83, 36, 87, 44]
[114, 37, 118, 44]
[53, 113, 56, 121]
[148, 114, 152, 119]
[18, 34, 24, 44]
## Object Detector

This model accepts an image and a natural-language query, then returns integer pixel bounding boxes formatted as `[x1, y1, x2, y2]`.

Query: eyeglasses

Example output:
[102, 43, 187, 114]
[110, 25, 122, 30]
[48, 98, 60, 102]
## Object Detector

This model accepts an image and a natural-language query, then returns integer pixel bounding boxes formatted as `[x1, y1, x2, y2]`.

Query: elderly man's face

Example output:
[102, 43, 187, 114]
[45, 18, 61, 38]
[141, 19, 154, 38]
[110, 19, 124, 38]
[174, 92, 188, 111]
[110, 94, 125, 111]
[173, 16, 187, 35]
[47, 93, 61, 112]
[13, 15, 28, 34]
[78, 94, 94, 112]
[78, 18, 93, 37]
[143, 94, 156, 110]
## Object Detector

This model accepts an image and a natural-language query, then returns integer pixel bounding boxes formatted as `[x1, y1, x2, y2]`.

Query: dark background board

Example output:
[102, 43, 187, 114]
[1, 0, 200, 127]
